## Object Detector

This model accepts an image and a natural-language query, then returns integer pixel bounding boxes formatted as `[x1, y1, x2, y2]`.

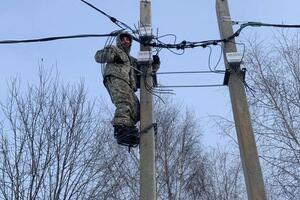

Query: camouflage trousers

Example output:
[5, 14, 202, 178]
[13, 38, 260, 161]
[104, 76, 140, 127]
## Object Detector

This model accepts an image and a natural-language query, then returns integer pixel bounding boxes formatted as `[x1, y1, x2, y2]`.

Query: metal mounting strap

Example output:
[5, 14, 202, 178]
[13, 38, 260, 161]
[140, 123, 157, 135]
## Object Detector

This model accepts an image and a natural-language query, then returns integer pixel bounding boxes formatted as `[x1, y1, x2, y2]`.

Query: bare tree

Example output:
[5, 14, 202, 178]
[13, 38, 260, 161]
[0, 69, 133, 200]
[155, 99, 204, 200]
[0, 69, 246, 200]
[243, 31, 300, 200]
[154, 99, 245, 200]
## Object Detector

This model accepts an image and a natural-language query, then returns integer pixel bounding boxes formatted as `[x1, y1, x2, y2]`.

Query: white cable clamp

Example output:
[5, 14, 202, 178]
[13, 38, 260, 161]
[139, 25, 152, 37]
[137, 51, 152, 62]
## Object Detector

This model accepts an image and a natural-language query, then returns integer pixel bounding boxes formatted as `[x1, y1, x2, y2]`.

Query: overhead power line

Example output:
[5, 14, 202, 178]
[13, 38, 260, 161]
[1, 0, 300, 52]
[80, 0, 136, 34]
[156, 70, 225, 75]
[0, 33, 119, 44]
[157, 84, 225, 88]
[145, 21, 300, 50]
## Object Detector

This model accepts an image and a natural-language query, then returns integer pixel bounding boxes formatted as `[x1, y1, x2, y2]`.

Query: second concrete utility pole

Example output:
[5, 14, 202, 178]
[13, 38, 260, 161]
[216, 0, 267, 199]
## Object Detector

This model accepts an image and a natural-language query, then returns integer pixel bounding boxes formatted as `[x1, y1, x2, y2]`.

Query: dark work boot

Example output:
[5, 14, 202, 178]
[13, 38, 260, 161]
[114, 125, 139, 147]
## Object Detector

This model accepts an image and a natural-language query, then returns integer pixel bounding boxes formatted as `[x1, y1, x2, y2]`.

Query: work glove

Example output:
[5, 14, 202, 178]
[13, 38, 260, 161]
[114, 55, 124, 64]
[152, 55, 160, 65]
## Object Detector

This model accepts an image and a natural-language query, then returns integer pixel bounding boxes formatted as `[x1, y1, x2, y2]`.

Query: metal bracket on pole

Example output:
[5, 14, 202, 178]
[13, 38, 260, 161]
[241, 67, 246, 81]
[223, 68, 231, 85]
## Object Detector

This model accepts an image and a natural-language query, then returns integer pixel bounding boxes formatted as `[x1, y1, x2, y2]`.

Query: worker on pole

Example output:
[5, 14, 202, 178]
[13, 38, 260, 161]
[95, 31, 160, 148]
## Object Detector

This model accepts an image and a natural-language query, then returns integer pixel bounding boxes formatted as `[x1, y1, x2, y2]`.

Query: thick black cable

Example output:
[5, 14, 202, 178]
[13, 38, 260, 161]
[145, 22, 300, 51]
[81, 0, 115, 21]
[80, 0, 123, 30]
[80, 0, 136, 34]
[0, 34, 118, 44]
[78, 1, 300, 50]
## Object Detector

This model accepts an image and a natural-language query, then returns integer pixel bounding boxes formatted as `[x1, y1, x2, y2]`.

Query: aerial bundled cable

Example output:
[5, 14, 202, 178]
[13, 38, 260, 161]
[144, 21, 300, 50]
[157, 84, 225, 88]
[0, 33, 119, 44]
[1, 0, 300, 50]
[0, 1, 284, 92]
[0, 0, 138, 45]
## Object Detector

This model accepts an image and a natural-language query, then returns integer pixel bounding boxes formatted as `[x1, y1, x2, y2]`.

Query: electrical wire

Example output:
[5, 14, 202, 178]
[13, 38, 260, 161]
[2, 2, 300, 54]
[135, 21, 175, 99]
[0, 1, 273, 99]
[221, 38, 255, 96]
[3, 0, 300, 55]
[141, 21, 300, 51]
[100, 30, 120, 77]
[156, 70, 225, 75]
[157, 84, 225, 88]
[80, 0, 137, 33]
[2, 2, 297, 95]
[214, 45, 223, 71]
[154, 34, 185, 55]
[143, 73, 169, 103]
[208, 46, 221, 73]
[0, 33, 119, 44]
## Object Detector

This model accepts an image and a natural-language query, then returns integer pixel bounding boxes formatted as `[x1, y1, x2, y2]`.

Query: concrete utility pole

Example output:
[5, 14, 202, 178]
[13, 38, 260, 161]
[216, 0, 267, 199]
[139, 0, 156, 200]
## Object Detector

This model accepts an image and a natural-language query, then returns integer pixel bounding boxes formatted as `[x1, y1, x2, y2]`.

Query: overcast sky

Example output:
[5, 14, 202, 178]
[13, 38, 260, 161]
[1, 0, 299, 147]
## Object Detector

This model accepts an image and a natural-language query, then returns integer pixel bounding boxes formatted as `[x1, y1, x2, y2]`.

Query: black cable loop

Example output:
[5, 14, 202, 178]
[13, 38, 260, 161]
[100, 31, 120, 77]
[214, 44, 223, 71]
[207, 45, 224, 74]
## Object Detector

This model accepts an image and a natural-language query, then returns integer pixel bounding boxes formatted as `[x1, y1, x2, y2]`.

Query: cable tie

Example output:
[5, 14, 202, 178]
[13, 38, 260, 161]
[234, 32, 240, 37]
[212, 41, 218, 45]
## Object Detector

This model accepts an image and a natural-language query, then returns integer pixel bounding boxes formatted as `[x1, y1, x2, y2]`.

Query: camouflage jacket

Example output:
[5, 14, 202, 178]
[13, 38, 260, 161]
[95, 34, 138, 91]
